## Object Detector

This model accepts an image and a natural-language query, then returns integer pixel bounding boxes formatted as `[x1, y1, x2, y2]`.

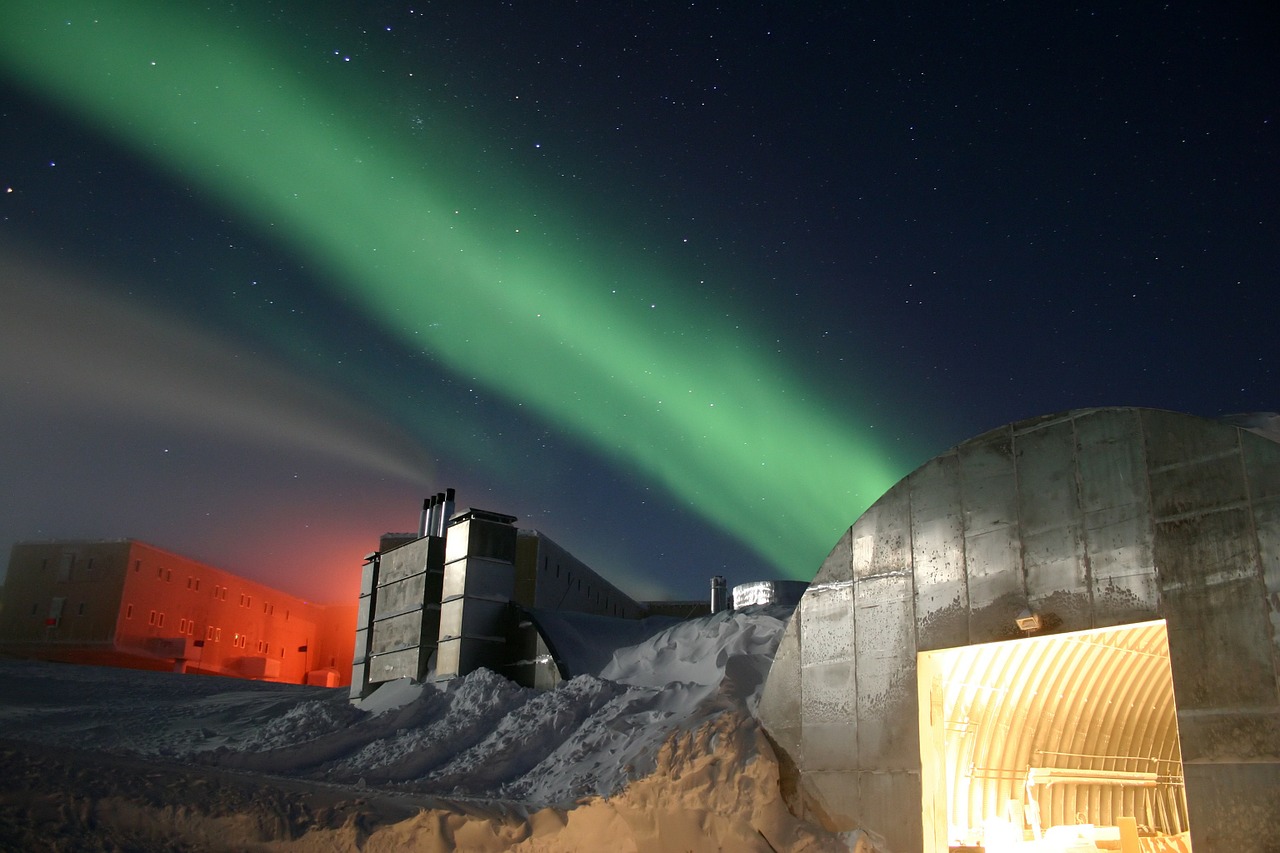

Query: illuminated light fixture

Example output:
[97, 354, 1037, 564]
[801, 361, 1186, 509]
[1015, 608, 1042, 633]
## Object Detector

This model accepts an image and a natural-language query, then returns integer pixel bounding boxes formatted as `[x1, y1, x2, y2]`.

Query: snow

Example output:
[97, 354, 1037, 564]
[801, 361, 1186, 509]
[0, 606, 866, 852]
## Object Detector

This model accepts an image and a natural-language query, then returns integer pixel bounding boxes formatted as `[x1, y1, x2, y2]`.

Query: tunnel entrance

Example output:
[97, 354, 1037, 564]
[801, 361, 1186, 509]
[917, 620, 1191, 852]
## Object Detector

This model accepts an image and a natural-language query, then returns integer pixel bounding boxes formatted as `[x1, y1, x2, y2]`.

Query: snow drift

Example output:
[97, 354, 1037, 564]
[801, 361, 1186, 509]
[0, 606, 869, 851]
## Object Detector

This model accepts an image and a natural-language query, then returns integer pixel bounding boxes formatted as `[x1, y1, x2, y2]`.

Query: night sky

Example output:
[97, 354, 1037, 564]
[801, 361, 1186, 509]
[1, 2, 1275, 604]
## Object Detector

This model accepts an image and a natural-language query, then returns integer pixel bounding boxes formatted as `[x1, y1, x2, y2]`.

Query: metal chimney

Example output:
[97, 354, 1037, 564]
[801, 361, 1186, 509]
[439, 488, 456, 536]
[429, 492, 445, 537]
[710, 575, 728, 613]
[424, 494, 440, 535]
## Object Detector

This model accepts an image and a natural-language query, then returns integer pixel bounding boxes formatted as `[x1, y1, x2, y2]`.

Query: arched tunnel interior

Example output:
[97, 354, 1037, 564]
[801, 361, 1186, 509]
[916, 620, 1190, 851]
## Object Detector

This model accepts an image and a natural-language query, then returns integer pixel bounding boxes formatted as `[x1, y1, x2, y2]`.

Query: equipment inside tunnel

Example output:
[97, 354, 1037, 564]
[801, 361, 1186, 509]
[917, 620, 1189, 851]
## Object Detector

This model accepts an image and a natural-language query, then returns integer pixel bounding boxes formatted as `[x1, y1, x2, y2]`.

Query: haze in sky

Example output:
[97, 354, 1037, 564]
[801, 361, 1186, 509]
[1, 2, 1274, 601]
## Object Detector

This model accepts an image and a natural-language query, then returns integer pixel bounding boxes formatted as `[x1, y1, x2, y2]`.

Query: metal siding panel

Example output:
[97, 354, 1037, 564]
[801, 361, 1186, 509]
[800, 581, 853, 667]
[444, 520, 471, 564]
[813, 526, 853, 585]
[1149, 452, 1249, 520]
[855, 576, 916, 770]
[868, 486, 911, 577]
[1086, 503, 1160, 625]
[1242, 431, 1280, 501]
[374, 572, 427, 618]
[1183, 762, 1280, 853]
[367, 646, 422, 684]
[759, 615, 803, 733]
[965, 526, 1023, 642]
[1015, 418, 1080, 536]
[911, 454, 969, 651]
[369, 610, 424, 656]
[435, 638, 461, 679]
[1142, 408, 1238, 469]
[458, 597, 510, 638]
[379, 540, 430, 584]
[858, 771, 924, 853]
[959, 427, 1017, 537]
[1253, 497, 1280, 683]
[801, 770, 862, 833]
[1076, 409, 1146, 513]
[455, 558, 516, 600]
[438, 599, 464, 640]
[352, 627, 369, 664]
[800, 661, 858, 771]
[1158, 509, 1274, 708]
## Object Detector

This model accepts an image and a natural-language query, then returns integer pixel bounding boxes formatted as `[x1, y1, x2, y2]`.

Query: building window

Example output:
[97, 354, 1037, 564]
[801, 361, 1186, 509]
[179, 618, 187, 633]
[31, 603, 39, 616]
[206, 626, 214, 640]
[187, 577, 193, 589]
[215, 627, 222, 642]
[156, 613, 165, 628]
[125, 604, 134, 619]
[134, 560, 141, 572]
[157, 566, 164, 579]
[148, 610, 157, 625]
[166, 569, 172, 582]
[77, 602, 86, 616]
[194, 578, 200, 591]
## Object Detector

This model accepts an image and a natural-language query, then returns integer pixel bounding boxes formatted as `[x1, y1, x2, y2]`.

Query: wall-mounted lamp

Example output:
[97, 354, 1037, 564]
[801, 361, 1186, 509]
[1015, 608, 1042, 633]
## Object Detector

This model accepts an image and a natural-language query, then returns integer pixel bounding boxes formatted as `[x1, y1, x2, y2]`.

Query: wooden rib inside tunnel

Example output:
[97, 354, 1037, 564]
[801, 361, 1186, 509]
[918, 620, 1188, 850]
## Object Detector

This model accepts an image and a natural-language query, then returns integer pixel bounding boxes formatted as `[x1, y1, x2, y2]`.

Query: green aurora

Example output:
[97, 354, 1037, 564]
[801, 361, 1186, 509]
[0, 2, 912, 579]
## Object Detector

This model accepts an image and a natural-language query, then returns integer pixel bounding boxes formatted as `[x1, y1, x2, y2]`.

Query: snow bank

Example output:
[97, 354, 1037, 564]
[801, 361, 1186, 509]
[0, 606, 865, 851]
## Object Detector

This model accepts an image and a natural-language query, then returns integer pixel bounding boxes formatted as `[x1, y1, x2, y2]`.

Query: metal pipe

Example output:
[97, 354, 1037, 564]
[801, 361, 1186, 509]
[439, 488, 456, 536]
[424, 494, 440, 535]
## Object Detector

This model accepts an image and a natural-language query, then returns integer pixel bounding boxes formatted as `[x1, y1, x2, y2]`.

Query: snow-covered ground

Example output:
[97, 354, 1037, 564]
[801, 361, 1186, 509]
[0, 607, 868, 852]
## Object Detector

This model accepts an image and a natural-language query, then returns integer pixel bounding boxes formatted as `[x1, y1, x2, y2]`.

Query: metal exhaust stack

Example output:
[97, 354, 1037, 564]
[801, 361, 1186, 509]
[424, 494, 440, 535]
[710, 575, 728, 613]
[429, 492, 445, 536]
[439, 488, 456, 536]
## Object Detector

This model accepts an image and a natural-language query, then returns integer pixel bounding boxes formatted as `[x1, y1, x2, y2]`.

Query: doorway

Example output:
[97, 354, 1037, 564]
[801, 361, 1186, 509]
[917, 620, 1191, 852]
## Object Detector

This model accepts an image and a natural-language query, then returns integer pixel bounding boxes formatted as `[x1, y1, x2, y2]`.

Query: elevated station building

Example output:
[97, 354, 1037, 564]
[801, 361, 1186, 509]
[353, 491, 720, 697]
[1, 539, 355, 685]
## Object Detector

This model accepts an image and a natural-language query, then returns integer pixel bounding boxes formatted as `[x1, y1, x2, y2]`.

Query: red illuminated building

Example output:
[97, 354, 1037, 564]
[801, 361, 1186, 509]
[0, 539, 355, 685]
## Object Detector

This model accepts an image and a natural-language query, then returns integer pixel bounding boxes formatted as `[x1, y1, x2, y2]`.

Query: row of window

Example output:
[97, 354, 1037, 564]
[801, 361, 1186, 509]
[134, 564, 283, 617]
[540, 557, 624, 616]
[124, 606, 284, 656]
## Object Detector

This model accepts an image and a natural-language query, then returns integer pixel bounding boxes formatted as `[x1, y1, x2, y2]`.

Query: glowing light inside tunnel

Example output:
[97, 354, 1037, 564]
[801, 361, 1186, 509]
[916, 621, 1192, 852]
[0, 2, 908, 577]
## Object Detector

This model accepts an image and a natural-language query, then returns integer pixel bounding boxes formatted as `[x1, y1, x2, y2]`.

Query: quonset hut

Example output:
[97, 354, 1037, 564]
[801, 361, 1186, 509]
[758, 408, 1280, 852]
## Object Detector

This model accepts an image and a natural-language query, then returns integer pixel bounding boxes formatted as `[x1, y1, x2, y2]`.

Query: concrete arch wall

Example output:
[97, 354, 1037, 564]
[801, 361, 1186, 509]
[758, 407, 1280, 852]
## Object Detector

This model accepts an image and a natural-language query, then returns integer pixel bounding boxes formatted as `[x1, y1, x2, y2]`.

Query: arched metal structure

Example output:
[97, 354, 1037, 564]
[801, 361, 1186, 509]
[758, 408, 1280, 852]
